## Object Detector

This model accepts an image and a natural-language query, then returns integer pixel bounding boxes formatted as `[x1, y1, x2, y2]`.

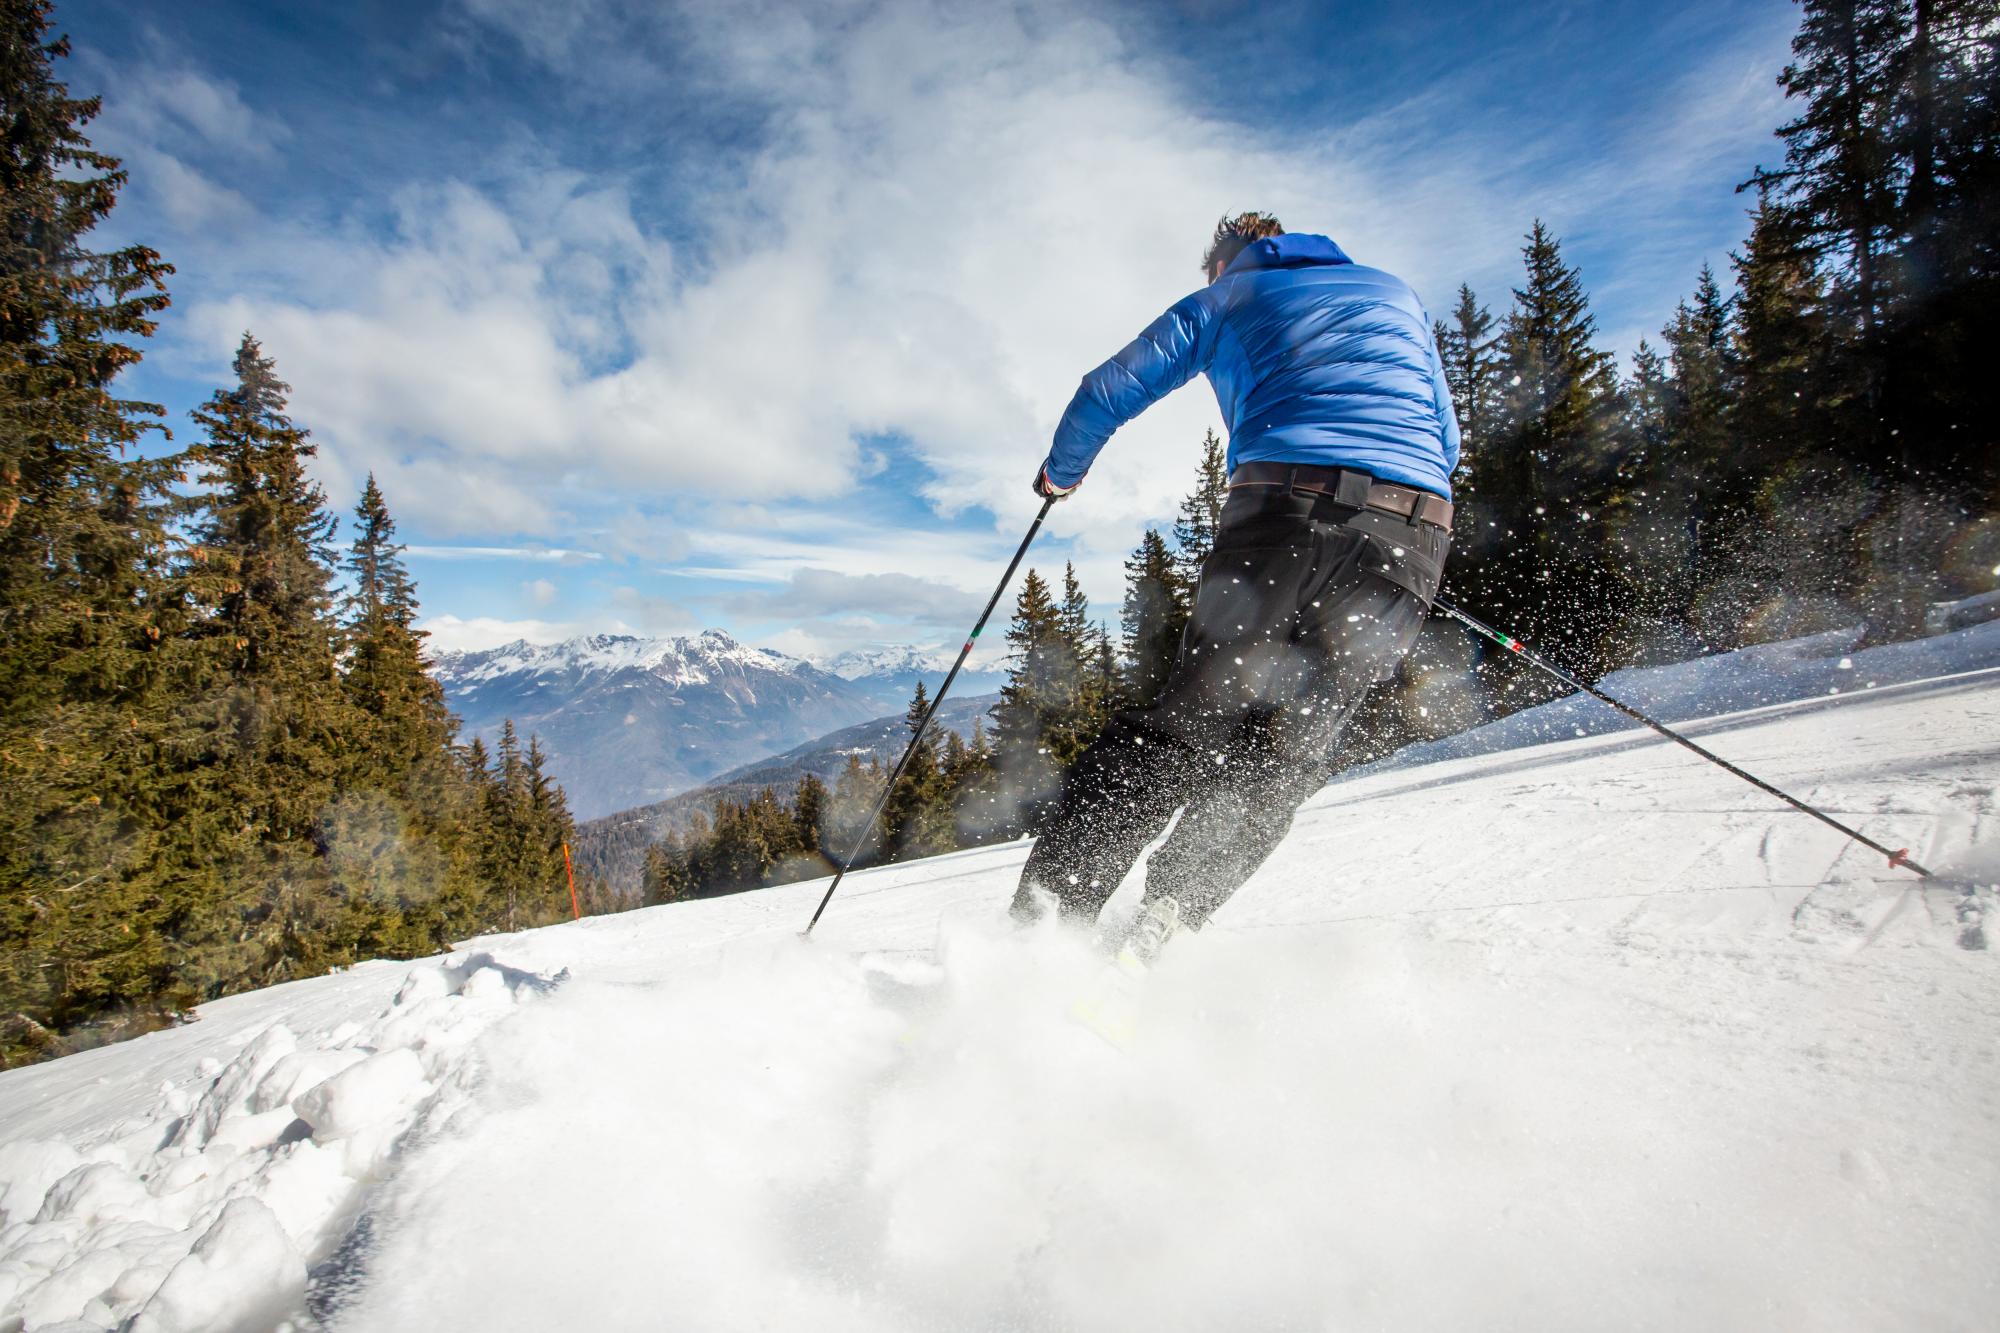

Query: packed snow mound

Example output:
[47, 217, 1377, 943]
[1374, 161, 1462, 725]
[1, 649, 1995, 1331]
[0, 955, 563, 1331]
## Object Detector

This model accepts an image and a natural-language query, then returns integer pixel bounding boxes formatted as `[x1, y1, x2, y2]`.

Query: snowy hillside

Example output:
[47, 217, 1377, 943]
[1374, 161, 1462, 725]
[2, 653, 1995, 1329]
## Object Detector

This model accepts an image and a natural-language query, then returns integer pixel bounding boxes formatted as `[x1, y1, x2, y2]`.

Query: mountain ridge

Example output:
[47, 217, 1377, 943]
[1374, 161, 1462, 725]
[430, 629, 1006, 817]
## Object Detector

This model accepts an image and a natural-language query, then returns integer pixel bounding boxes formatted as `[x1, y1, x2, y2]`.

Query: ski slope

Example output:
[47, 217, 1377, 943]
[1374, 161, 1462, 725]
[2, 648, 1997, 1330]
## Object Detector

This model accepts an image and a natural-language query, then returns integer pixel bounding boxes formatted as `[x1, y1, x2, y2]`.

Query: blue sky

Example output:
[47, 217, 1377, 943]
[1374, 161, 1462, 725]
[65, 0, 1799, 660]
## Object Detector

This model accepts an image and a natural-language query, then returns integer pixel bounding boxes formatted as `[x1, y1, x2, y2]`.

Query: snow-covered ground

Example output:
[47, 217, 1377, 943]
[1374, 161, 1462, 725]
[3, 630, 1997, 1331]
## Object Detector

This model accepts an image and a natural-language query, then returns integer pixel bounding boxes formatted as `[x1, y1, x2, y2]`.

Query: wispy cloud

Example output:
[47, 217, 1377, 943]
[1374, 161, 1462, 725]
[727, 569, 985, 628]
[405, 545, 605, 563]
[608, 586, 697, 635]
[419, 612, 626, 653]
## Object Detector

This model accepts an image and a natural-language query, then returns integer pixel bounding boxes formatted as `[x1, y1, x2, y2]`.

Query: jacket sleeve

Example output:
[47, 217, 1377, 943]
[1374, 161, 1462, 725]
[1043, 292, 1218, 486]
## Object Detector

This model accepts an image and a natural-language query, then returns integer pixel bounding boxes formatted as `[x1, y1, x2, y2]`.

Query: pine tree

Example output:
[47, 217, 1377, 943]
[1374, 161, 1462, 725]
[1055, 561, 1113, 750]
[328, 474, 480, 945]
[791, 772, 829, 862]
[1639, 266, 1742, 632]
[1092, 629, 1118, 724]
[460, 727, 578, 925]
[480, 720, 534, 930]
[641, 834, 694, 906]
[829, 752, 882, 862]
[1439, 284, 1501, 455]
[151, 335, 353, 993]
[342, 475, 452, 767]
[1878, 0, 2000, 491]
[1046, 564, 1107, 762]
[995, 569, 1060, 744]
[1120, 527, 1185, 708]
[940, 729, 970, 786]
[990, 568, 1067, 830]
[1749, 0, 1909, 343]
[696, 788, 801, 892]
[0, 0, 182, 1059]
[184, 336, 346, 840]
[1663, 267, 1736, 483]
[882, 680, 948, 858]
[1621, 340, 1673, 471]
[1495, 222, 1623, 489]
[1462, 223, 1627, 675]
[943, 716, 1005, 844]
[1733, 193, 1830, 468]
[524, 735, 576, 919]
[1172, 428, 1229, 586]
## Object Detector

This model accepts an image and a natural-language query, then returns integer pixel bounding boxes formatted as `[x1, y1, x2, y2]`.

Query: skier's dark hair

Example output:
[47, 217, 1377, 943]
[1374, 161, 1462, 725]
[1202, 211, 1285, 277]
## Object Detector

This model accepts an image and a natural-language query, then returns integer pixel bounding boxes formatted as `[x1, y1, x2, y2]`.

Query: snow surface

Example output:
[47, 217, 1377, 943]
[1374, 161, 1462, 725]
[2, 642, 1997, 1330]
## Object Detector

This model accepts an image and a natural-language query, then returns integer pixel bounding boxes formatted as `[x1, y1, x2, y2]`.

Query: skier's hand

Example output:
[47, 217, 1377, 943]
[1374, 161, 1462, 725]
[1032, 467, 1080, 502]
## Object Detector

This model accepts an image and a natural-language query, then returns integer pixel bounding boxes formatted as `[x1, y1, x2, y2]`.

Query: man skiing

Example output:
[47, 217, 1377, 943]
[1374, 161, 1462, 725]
[1011, 212, 1460, 955]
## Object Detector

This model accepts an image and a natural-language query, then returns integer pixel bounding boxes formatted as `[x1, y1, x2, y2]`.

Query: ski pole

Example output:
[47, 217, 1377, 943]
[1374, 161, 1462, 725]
[1431, 596, 1932, 878]
[802, 497, 1057, 935]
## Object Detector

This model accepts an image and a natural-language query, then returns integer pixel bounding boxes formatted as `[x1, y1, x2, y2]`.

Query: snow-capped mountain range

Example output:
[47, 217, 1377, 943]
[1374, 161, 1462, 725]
[817, 642, 998, 684]
[429, 630, 1007, 818]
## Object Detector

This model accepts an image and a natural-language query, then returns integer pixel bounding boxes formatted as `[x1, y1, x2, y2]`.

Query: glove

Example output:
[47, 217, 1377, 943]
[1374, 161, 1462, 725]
[1032, 466, 1080, 501]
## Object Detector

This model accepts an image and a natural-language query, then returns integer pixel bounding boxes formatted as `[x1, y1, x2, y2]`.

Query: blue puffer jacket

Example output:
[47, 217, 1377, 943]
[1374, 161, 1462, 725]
[1043, 234, 1460, 498]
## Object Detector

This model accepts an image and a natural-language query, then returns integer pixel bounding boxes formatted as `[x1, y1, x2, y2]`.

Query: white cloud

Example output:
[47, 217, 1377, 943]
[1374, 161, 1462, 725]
[420, 612, 626, 653]
[81, 60, 282, 232]
[95, 62, 291, 160]
[756, 620, 1009, 670]
[148, 68, 291, 158]
[729, 568, 985, 627]
[406, 545, 603, 563]
[132, 149, 256, 228]
[608, 586, 697, 634]
[523, 578, 559, 606]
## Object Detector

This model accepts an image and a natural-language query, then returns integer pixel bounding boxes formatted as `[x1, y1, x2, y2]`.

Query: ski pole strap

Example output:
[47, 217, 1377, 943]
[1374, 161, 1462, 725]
[802, 497, 1057, 936]
[1432, 597, 1932, 879]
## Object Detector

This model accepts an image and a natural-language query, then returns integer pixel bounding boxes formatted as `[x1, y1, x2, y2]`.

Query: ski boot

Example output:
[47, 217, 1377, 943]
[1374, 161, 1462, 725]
[1071, 894, 1182, 1049]
[1112, 894, 1182, 975]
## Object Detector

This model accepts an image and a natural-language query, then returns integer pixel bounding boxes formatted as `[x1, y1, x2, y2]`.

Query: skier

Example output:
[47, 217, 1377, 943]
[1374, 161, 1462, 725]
[1012, 212, 1460, 957]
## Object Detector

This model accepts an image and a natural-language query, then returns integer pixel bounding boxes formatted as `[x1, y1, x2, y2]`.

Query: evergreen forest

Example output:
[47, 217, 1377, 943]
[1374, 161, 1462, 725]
[0, 2, 583, 1066]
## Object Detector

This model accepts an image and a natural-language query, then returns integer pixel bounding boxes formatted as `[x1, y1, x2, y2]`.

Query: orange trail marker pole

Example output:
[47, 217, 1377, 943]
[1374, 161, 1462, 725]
[563, 841, 581, 920]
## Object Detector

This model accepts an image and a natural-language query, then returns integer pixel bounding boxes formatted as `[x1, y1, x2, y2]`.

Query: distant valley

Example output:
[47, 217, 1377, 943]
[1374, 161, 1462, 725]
[431, 630, 1006, 818]
[569, 692, 1003, 895]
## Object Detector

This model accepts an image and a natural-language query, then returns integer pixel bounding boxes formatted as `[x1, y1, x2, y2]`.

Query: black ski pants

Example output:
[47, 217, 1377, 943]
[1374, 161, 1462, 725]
[1010, 485, 1448, 930]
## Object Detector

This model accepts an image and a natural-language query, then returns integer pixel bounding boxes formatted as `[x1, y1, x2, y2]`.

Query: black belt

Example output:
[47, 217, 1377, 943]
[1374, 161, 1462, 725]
[1228, 463, 1453, 530]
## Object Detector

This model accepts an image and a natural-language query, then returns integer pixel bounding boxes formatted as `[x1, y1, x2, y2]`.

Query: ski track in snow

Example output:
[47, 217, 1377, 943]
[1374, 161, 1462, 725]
[1, 655, 1997, 1330]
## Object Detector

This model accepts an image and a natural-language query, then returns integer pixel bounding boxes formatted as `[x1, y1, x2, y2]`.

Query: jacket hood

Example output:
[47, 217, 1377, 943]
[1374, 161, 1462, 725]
[1225, 233, 1352, 274]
